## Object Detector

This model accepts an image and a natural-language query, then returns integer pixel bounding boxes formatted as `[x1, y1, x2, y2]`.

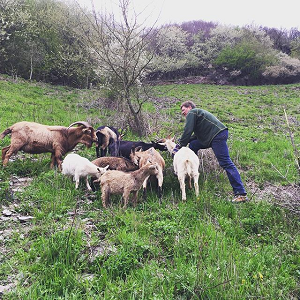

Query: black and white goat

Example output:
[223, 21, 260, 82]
[95, 126, 120, 157]
[112, 140, 167, 159]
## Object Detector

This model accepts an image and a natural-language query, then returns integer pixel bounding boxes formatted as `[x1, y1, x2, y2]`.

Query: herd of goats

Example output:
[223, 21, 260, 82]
[0, 121, 200, 208]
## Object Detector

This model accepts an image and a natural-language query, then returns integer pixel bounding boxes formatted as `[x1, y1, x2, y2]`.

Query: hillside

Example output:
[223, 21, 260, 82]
[0, 77, 299, 299]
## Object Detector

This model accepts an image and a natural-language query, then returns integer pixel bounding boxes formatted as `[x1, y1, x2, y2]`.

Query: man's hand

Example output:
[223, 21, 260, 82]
[172, 144, 181, 158]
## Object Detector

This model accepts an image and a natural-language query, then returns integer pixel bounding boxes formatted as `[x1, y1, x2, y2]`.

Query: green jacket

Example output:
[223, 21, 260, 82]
[178, 108, 227, 148]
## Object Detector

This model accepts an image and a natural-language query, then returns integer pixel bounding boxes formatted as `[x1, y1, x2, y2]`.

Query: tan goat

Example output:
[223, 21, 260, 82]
[129, 147, 165, 199]
[98, 162, 159, 208]
[90, 156, 138, 191]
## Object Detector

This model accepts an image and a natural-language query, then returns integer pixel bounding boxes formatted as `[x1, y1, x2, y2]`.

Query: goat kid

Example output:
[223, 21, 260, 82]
[130, 147, 165, 200]
[90, 156, 138, 191]
[0, 121, 97, 170]
[62, 153, 108, 190]
[159, 137, 199, 200]
[98, 161, 159, 208]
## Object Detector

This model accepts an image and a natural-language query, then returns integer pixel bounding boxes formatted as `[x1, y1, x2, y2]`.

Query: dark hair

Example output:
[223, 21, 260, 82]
[180, 101, 196, 109]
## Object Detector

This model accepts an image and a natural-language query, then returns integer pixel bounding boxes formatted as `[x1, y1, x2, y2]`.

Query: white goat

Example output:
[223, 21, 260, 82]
[130, 147, 165, 199]
[62, 153, 108, 190]
[98, 161, 159, 208]
[159, 137, 199, 200]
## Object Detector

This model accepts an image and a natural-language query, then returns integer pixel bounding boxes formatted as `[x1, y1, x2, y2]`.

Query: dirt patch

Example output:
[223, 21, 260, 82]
[198, 149, 299, 216]
[247, 181, 300, 216]
[10, 176, 33, 193]
[0, 176, 35, 295]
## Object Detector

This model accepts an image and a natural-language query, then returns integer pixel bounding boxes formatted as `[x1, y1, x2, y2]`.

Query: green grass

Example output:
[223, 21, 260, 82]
[0, 76, 299, 299]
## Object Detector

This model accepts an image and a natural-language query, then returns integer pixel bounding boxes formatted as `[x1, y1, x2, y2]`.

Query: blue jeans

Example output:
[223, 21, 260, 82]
[189, 129, 246, 196]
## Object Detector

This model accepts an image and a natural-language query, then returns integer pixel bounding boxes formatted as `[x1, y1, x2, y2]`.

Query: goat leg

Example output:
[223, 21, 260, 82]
[96, 146, 100, 158]
[2, 144, 22, 166]
[100, 148, 107, 157]
[142, 188, 147, 201]
[85, 177, 92, 191]
[158, 186, 163, 199]
[122, 189, 131, 208]
[75, 174, 80, 189]
[2, 146, 11, 166]
[132, 191, 138, 206]
[157, 175, 163, 199]
[142, 177, 149, 200]
[178, 175, 187, 201]
[101, 188, 109, 208]
[194, 174, 200, 197]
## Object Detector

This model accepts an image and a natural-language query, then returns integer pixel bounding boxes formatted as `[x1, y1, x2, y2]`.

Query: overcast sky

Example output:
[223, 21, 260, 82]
[77, 0, 300, 30]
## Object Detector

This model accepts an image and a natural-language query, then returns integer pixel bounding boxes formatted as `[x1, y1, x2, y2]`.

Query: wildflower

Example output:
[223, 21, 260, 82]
[258, 272, 263, 281]
[242, 279, 246, 284]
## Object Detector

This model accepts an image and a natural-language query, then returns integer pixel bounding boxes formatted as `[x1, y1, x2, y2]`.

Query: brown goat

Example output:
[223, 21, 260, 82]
[0, 121, 97, 170]
[92, 156, 138, 172]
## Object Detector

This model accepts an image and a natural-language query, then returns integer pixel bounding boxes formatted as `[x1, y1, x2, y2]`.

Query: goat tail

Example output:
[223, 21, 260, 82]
[0, 128, 12, 139]
[185, 159, 193, 176]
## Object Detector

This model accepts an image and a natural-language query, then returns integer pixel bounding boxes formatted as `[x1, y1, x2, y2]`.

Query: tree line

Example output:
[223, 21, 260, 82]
[1, 0, 300, 88]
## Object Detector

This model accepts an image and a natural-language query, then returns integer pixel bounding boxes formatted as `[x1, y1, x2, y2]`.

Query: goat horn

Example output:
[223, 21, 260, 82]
[67, 121, 92, 129]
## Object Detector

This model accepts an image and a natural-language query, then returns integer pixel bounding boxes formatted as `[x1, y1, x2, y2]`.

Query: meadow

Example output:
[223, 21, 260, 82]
[0, 75, 299, 299]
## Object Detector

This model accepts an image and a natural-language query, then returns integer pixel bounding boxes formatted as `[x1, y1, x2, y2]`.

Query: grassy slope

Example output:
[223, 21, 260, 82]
[0, 76, 299, 299]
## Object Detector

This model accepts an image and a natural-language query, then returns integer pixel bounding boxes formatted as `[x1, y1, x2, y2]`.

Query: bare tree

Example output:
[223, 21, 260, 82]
[78, 0, 156, 136]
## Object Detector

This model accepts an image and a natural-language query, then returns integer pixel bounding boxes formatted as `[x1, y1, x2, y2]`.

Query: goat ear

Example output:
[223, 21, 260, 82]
[98, 165, 109, 173]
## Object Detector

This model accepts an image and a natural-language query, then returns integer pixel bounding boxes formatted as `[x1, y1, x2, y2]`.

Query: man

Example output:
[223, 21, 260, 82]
[173, 100, 248, 203]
